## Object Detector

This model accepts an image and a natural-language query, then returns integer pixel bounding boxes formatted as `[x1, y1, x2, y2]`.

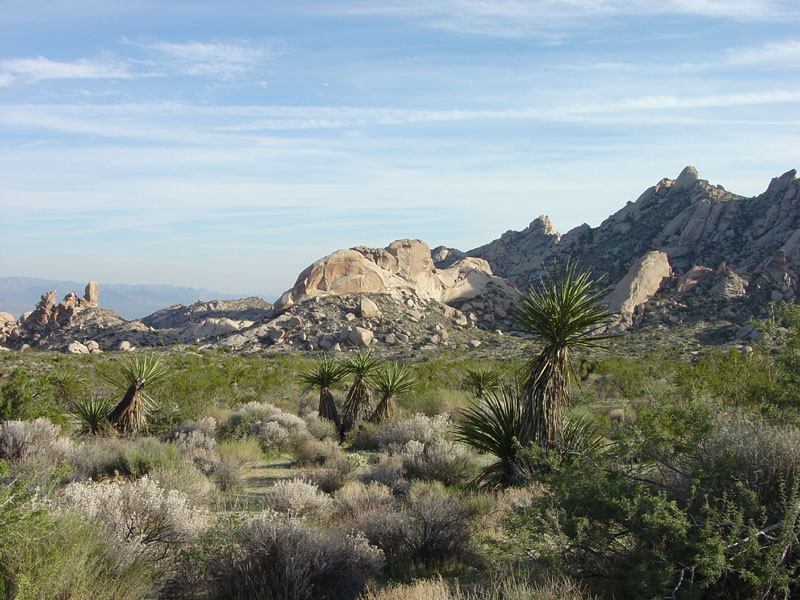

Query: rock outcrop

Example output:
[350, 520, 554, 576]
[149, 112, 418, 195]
[606, 251, 672, 326]
[275, 239, 517, 322]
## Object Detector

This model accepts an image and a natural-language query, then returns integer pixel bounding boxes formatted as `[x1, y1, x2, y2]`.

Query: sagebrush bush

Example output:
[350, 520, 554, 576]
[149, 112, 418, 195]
[376, 413, 452, 449]
[61, 476, 207, 570]
[262, 478, 333, 517]
[303, 413, 338, 441]
[334, 481, 394, 524]
[150, 460, 216, 503]
[213, 438, 262, 492]
[0, 418, 72, 463]
[354, 482, 471, 569]
[168, 510, 384, 600]
[302, 455, 357, 493]
[116, 437, 183, 478]
[293, 437, 343, 466]
[398, 439, 473, 485]
[248, 420, 291, 453]
[361, 453, 406, 489]
[0, 510, 154, 600]
[220, 402, 280, 438]
[361, 574, 595, 599]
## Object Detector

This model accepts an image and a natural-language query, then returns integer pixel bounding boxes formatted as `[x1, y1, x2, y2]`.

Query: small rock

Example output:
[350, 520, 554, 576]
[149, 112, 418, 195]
[384, 333, 397, 345]
[269, 329, 285, 343]
[469, 313, 478, 323]
[68, 341, 89, 354]
[118, 340, 134, 352]
[469, 339, 481, 348]
[359, 297, 380, 319]
[396, 332, 410, 343]
[407, 309, 423, 322]
[345, 312, 356, 322]
[430, 334, 441, 344]
[455, 314, 468, 327]
[85, 340, 101, 354]
[348, 327, 374, 347]
[333, 343, 342, 352]
[287, 316, 304, 328]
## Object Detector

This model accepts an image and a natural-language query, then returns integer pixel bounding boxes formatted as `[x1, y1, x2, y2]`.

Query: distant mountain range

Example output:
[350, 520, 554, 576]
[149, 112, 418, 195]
[0, 277, 277, 320]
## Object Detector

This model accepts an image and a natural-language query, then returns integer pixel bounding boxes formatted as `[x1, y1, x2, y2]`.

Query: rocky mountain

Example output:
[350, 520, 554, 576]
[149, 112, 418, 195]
[0, 277, 269, 320]
[1, 166, 797, 355]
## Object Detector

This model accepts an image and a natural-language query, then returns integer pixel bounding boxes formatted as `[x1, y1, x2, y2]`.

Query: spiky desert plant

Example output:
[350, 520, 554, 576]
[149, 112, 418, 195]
[369, 362, 416, 423]
[70, 395, 114, 436]
[340, 349, 381, 437]
[454, 386, 526, 490]
[463, 366, 501, 400]
[105, 355, 169, 435]
[298, 355, 346, 429]
[513, 259, 611, 449]
[49, 371, 88, 405]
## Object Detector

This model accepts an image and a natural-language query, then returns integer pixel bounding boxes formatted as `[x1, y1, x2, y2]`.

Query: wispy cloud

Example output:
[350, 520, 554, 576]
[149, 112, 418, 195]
[329, 0, 798, 37]
[0, 56, 132, 85]
[0, 39, 273, 87]
[129, 39, 273, 78]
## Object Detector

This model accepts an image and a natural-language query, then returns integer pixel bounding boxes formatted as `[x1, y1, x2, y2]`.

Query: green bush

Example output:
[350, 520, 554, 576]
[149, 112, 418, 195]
[0, 368, 60, 422]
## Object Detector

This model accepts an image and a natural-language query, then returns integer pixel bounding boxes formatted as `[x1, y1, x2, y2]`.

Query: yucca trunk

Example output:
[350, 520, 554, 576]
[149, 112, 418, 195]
[520, 345, 570, 449]
[318, 386, 341, 429]
[108, 377, 146, 434]
[369, 393, 395, 423]
[340, 376, 371, 435]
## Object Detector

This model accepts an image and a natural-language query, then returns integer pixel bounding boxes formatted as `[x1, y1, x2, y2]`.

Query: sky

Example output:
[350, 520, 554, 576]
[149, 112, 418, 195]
[1, 0, 799, 297]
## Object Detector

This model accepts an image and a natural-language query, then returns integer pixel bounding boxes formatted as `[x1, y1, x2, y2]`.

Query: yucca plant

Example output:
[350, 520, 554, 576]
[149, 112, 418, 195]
[340, 349, 381, 437]
[105, 354, 169, 435]
[369, 362, 416, 423]
[70, 395, 114, 436]
[49, 371, 88, 405]
[298, 355, 346, 429]
[463, 366, 502, 400]
[454, 386, 526, 490]
[513, 259, 611, 449]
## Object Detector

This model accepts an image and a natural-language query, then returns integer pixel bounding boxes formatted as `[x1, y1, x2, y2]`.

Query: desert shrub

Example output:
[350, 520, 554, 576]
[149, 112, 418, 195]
[293, 437, 343, 466]
[361, 574, 595, 600]
[354, 482, 471, 571]
[505, 399, 800, 599]
[0, 368, 59, 422]
[115, 437, 183, 478]
[377, 413, 453, 449]
[303, 412, 338, 441]
[376, 413, 472, 485]
[333, 481, 394, 524]
[67, 436, 126, 481]
[61, 476, 206, 570]
[248, 420, 290, 453]
[262, 478, 333, 517]
[167, 510, 384, 600]
[397, 439, 473, 485]
[699, 413, 800, 511]
[361, 453, 406, 489]
[349, 420, 381, 450]
[213, 438, 262, 492]
[0, 417, 72, 463]
[219, 401, 280, 438]
[0, 510, 153, 600]
[302, 455, 358, 493]
[150, 460, 216, 503]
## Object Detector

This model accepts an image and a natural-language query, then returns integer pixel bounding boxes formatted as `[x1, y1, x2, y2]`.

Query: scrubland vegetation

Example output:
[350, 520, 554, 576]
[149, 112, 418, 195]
[1, 299, 799, 598]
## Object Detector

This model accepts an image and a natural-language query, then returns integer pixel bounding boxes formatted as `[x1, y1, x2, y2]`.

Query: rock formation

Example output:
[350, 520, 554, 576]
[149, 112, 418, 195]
[606, 251, 672, 326]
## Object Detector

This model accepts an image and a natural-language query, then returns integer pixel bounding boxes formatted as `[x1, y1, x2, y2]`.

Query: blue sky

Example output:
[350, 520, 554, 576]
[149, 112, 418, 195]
[1, 0, 798, 297]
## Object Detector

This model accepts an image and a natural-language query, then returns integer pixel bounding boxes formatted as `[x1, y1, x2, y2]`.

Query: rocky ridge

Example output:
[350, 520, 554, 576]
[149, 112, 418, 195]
[2, 167, 798, 354]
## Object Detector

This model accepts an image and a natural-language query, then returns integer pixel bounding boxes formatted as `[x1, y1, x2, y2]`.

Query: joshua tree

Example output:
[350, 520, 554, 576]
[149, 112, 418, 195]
[297, 355, 345, 429]
[513, 259, 610, 449]
[463, 366, 501, 400]
[340, 349, 381, 437]
[106, 354, 168, 435]
[369, 362, 416, 423]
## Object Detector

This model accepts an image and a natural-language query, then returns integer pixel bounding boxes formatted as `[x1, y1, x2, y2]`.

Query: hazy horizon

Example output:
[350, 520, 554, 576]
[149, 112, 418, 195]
[2, 1, 798, 295]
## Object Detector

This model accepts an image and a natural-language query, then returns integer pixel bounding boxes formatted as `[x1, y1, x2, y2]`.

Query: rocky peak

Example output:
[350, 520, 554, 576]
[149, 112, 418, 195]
[670, 165, 700, 193]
